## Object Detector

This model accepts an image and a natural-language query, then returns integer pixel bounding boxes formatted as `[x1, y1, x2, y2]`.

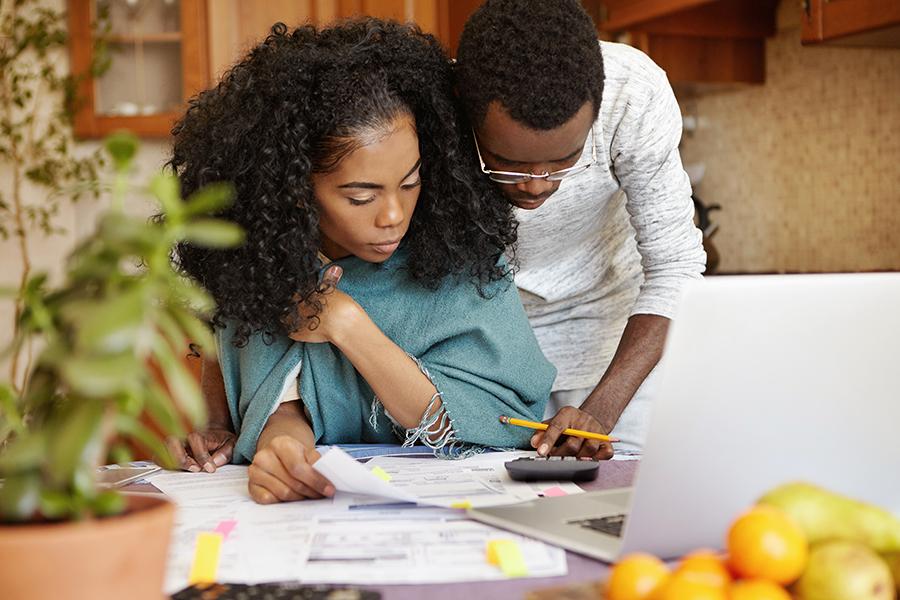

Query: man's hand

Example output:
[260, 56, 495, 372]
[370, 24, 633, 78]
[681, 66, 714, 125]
[531, 406, 614, 460]
[248, 435, 335, 504]
[166, 427, 236, 473]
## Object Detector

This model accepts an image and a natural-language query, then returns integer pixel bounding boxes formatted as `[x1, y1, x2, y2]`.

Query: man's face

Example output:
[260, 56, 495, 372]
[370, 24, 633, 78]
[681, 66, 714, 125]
[474, 100, 595, 210]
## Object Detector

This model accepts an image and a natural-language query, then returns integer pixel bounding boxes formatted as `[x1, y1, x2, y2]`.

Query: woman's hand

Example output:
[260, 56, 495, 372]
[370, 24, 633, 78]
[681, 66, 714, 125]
[248, 435, 335, 504]
[166, 427, 236, 473]
[289, 265, 361, 344]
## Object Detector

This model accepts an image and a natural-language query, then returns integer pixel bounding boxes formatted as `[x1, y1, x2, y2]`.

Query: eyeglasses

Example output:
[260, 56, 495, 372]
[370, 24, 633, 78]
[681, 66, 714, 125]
[472, 127, 596, 185]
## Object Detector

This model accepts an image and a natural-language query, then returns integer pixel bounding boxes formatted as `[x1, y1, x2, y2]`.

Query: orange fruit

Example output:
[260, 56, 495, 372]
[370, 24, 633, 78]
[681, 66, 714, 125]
[606, 553, 671, 600]
[649, 572, 728, 600]
[728, 579, 792, 600]
[727, 505, 808, 584]
[674, 550, 732, 589]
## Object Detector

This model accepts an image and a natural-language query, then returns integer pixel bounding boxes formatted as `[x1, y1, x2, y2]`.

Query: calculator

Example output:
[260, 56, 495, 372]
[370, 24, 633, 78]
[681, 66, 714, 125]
[504, 456, 600, 482]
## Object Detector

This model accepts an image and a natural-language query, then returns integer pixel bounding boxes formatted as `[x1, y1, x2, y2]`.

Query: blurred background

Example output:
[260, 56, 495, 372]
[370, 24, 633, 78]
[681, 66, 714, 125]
[1, 0, 899, 357]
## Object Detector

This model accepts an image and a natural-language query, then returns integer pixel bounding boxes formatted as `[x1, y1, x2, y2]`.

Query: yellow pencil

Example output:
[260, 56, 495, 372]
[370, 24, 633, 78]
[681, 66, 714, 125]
[499, 415, 618, 443]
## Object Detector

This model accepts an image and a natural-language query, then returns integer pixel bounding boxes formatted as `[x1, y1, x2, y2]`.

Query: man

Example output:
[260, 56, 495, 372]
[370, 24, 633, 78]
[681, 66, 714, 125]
[455, 0, 706, 458]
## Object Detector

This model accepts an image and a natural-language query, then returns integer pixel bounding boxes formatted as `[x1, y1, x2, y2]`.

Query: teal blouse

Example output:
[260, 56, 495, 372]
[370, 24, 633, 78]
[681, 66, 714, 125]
[216, 249, 556, 463]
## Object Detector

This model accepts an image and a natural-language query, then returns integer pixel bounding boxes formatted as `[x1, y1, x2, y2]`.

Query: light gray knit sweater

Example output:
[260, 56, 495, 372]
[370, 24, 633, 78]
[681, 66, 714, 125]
[513, 41, 706, 391]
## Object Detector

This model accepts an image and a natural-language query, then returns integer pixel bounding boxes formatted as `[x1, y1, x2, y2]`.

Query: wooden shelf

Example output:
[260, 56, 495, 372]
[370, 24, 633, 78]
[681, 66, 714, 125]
[108, 32, 182, 44]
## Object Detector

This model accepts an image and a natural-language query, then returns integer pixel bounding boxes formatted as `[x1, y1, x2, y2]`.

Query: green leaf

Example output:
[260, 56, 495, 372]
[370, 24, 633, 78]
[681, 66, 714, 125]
[144, 378, 187, 439]
[181, 219, 244, 248]
[150, 172, 182, 220]
[167, 277, 215, 315]
[91, 490, 125, 517]
[108, 443, 133, 466]
[168, 306, 214, 355]
[183, 182, 234, 217]
[0, 383, 24, 438]
[46, 402, 105, 489]
[40, 490, 73, 520]
[150, 329, 205, 427]
[60, 353, 142, 397]
[104, 131, 139, 172]
[116, 415, 174, 467]
[0, 434, 46, 476]
[69, 286, 147, 354]
[0, 473, 41, 522]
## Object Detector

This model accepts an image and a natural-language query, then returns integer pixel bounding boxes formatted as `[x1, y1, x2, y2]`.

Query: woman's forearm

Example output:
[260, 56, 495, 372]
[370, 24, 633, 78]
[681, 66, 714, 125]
[331, 309, 441, 430]
[257, 401, 317, 451]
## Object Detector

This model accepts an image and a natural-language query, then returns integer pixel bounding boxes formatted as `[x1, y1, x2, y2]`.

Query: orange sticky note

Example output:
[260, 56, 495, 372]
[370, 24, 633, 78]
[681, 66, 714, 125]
[485, 539, 528, 577]
[188, 532, 223, 584]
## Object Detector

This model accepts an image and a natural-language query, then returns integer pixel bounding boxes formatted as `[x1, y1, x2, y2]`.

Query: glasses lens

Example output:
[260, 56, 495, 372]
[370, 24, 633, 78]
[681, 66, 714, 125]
[547, 163, 592, 182]
[489, 173, 530, 184]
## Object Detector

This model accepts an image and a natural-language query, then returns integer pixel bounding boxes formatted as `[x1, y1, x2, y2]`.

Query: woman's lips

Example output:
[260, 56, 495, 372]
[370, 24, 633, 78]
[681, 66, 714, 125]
[370, 239, 401, 254]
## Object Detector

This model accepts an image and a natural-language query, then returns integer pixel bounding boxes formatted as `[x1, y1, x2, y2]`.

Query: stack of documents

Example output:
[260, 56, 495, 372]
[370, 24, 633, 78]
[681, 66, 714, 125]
[149, 448, 581, 593]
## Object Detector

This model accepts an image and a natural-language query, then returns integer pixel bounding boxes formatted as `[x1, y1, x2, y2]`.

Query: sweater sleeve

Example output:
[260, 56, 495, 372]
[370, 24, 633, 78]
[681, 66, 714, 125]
[610, 59, 706, 318]
[411, 274, 557, 450]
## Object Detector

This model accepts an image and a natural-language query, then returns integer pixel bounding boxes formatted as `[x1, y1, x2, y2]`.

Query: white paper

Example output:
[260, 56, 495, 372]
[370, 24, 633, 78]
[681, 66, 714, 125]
[150, 465, 254, 505]
[312, 447, 419, 503]
[299, 517, 567, 584]
[366, 451, 584, 507]
[152, 453, 571, 593]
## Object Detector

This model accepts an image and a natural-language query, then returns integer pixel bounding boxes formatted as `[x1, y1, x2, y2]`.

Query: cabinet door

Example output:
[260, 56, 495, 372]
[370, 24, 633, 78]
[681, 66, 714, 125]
[801, 0, 900, 45]
[69, 0, 210, 139]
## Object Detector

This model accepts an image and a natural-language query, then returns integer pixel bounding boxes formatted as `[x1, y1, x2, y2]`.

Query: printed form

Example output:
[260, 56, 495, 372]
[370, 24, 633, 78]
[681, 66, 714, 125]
[149, 449, 576, 593]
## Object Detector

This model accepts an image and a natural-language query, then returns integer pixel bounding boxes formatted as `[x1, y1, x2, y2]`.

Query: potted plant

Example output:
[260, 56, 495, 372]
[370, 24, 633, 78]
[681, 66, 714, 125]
[0, 132, 243, 600]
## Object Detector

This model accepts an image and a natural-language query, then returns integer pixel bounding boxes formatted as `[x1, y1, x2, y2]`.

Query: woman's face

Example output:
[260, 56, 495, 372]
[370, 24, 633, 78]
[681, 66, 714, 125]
[312, 114, 421, 263]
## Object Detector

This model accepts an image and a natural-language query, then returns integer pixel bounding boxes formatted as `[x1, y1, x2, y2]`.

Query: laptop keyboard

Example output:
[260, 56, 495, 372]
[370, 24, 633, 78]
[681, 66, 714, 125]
[567, 514, 627, 538]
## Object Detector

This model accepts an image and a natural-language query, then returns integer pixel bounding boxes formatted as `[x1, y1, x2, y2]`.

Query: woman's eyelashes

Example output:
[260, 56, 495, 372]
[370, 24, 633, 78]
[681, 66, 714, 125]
[345, 177, 421, 206]
[348, 195, 376, 206]
[401, 177, 422, 191]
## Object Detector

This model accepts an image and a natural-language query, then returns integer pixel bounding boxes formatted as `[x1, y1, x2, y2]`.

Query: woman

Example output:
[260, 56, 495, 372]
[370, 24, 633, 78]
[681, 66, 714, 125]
[168, 20, 556, 504]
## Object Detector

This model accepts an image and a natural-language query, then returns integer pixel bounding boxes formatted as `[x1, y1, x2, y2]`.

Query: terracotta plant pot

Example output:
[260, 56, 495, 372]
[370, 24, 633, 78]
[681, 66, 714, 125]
[0, 494, 175, 600]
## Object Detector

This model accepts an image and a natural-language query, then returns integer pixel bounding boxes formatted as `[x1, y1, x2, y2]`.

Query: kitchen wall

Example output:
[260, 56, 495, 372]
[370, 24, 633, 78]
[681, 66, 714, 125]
[678, 2, 900, 273]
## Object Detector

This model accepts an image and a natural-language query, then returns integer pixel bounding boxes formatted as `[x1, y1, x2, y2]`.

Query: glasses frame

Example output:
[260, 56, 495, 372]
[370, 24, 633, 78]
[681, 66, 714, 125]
[472, 126, 596, 185]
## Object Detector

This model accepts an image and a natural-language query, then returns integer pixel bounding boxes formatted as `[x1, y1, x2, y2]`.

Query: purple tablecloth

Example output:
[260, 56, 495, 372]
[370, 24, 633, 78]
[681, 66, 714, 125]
[373, 460, 636, 600]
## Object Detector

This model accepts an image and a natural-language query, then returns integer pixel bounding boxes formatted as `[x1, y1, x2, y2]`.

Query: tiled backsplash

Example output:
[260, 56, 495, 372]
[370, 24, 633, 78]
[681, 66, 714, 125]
[678, 3, 900, 273]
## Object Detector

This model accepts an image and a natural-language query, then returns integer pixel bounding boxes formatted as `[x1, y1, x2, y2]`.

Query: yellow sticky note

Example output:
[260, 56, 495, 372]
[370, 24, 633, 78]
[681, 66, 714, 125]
[485, 539, 528, 577]
[450, 500, 472, 509]
[188, 532, 223, 584]
[371, 466, 392, 482]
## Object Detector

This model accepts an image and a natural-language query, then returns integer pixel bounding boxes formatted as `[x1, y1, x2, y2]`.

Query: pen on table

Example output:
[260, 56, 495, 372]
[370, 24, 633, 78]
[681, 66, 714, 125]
[498, 415, 619, 443]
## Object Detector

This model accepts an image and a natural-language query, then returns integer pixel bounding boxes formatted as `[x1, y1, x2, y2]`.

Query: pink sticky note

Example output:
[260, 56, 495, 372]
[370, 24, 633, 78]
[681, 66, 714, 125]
[542, 486, 568, 497]
[213, 520, 237, 539]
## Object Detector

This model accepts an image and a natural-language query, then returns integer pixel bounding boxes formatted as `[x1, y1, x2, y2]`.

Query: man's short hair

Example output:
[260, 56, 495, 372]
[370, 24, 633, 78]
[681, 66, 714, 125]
[455, 0, 604, 130]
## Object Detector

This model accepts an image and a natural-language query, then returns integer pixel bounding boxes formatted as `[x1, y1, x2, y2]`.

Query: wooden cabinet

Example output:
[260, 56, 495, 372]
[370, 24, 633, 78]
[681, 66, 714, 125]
[598, 0, 778, 85]
[206, 0, 483, 82]
[800, 0, 900, 46]
[68, 0, 210, 139]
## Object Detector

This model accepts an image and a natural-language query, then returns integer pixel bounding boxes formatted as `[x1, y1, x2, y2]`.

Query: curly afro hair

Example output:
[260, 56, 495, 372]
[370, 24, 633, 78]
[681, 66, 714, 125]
[455, 0, 604, 130]
[169, 19, 516, 347]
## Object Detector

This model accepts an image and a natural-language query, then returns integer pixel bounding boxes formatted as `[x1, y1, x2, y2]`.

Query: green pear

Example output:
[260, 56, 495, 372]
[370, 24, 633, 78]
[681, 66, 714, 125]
[759, 482, 900, 553]
[795, 541, 895, 600]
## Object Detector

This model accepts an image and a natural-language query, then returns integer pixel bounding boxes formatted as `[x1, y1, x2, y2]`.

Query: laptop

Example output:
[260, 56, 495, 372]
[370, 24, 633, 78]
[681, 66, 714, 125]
[468, 273, 900, 561]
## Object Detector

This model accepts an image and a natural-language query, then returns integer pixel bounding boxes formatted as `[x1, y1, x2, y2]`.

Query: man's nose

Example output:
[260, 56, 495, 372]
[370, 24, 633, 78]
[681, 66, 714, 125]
[515, 175, 554, 198]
